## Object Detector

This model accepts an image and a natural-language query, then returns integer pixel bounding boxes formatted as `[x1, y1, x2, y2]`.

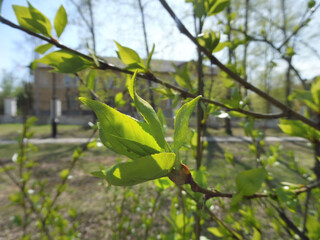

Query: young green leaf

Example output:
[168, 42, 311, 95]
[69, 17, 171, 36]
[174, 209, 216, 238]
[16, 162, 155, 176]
[115, 41, 145, 70]
[37, 50, 93, 73]
[127, 71, 167, 150]
[311, 77, 320, 108]
[28, 2, 52, 36]
[79, 97, 162, 159]
[157, 108, 166, 132]
[93, 153, 176, 186]
[34, 43, 53, 54]
[278, 119, 309, 139]
[308, 0, 316, 8]
[208, 0, 230, 15]
[306, 215, 320, 239]
[13, 5, 39, 33]
[0, 0, 3, 15]
[207, 227, 224, 237]
[114, 92, 126, 107]
[173, 96, 201, 151]
[59, 169, 69, 180]
[236, 168, 267, 196]
[54, 5, 68, 38]
[212, 42, 230, 53]
[85, 69, 97, 90]
[146, 43, 155, 71]
[12, 3, 52, 37]
[172, 64, 193, 91]
[289, 89, 317, 112]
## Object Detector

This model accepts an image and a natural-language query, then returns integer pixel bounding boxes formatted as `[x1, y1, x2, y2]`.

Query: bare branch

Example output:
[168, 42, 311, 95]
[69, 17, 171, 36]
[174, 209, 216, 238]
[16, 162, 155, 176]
[0, 16, 285, 120]
[158, 0, 319, 130]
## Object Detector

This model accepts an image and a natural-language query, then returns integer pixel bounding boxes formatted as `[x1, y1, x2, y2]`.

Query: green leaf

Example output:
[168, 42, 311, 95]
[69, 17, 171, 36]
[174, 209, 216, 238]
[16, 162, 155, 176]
[115, 41, 145, 70]
[146, 43, 155, 70]
[198, 30, 220, 53]
[157, 108, 166, 131]
[289, 89, 318, 111]
[37, 50, 93, 73]
[173, 96, 201, 151]
[54, 5, 67, 38]
[34, 43, 53, 54]
[0, 0, 3, 15]
[59, 169, 69, 180]
[86, 69, 97, 90]
[79, 97, 162, 159]
[28, 2, 52, 36]
[95, 153, 176, 186]
[193, 0, 206, 19]
[308, 0, 316, 8]
[208, 227, 224, 237]
[172, 63, 193, 91]
[275, 187, 299, 212]
[114, 92, 126, 107]
[13, 5, 39, 33]
[306, 215, 320, 239]
[12, 3, 52, 37]
[127, 71, 167, 150]
[236, 168, 267, 196]
[278, 119, 309, 139]
[224, 149, 234, 165]
[311, 77, 320, 108]
[209, 0, 230, 15]
[285, 47, 295, 57]
[213, 41, 230, 53]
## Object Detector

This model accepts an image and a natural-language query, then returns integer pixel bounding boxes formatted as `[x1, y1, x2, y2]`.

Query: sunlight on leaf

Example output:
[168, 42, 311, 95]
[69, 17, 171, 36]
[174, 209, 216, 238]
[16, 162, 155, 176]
[93, 153, 176, 186]
[54, 5, 67, 38]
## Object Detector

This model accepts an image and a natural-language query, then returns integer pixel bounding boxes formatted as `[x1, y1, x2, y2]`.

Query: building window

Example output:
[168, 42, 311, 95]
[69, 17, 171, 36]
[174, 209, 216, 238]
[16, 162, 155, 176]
[64, 75, 78, 87]
[64, 75, 70, 86]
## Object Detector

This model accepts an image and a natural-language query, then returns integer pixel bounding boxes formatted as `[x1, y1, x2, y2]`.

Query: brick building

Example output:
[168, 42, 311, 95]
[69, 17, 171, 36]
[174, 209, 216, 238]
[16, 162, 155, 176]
[32, 59, 218, 123]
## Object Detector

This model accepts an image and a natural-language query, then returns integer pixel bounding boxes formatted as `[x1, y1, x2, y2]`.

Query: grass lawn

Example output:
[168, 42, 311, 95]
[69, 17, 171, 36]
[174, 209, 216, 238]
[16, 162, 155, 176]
[0, 135, 315, 239]
[0, 123, 286, 140]
[0, 124, 98, 140]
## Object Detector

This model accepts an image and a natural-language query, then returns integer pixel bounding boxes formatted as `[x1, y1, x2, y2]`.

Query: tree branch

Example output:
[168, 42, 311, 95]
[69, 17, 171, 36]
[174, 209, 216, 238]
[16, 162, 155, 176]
[0, 16, 284, 120]
[277, 3, 320, 50]
[179, 185, 244, 240]
[179, 163, 320, 200]
[158, 0, 320, 130]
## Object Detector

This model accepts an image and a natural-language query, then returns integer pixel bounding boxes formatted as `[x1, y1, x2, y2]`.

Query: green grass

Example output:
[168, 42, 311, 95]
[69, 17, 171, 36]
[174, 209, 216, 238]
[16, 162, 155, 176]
[0, 123, 286, 140]
[0, 124, 98, 140]
[0, 129, 315, 239]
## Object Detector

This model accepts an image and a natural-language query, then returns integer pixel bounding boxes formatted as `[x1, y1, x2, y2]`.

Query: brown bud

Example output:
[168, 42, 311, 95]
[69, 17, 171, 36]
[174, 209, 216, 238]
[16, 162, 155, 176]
[169, 163, 192, 185]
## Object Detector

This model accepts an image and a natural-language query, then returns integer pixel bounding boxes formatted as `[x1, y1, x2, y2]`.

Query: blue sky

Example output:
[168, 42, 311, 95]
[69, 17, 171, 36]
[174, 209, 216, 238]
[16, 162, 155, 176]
[0, 0, 196, 84]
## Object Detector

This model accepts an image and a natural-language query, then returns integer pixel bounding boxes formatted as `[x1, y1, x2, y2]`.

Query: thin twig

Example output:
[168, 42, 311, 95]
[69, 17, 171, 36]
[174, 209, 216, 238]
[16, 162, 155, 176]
[183, 165, 320, 200]
[3, 168, 53, 240]
[302, 190, 311, 234]
[277, 3, 320, 50]
[0, 16, 310, 122]
[42, 128, 98, 223]
[179, 186, 244, 240]
[157, 0, 319, 130]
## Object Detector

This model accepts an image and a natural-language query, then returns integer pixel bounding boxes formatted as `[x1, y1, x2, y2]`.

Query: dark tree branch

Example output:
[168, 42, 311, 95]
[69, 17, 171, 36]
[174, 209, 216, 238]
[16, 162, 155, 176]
[272, 203, 309, 240]
[0, 16, 286, 121]
[179, 186, 244, 240]
[302, 190, 311, 235]
[231, 27, 308, 90]
[277, 3, 320, 50]
[189, 166, 320, 200]
[157, 0, 320, 130]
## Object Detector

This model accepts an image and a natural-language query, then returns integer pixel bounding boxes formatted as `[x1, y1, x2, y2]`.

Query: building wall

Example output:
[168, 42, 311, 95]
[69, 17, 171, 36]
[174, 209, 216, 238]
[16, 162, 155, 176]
[33, 67, 82, 116]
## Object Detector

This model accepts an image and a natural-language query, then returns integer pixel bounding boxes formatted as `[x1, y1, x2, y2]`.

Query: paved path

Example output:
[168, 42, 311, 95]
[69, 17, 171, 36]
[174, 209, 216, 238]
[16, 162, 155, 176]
[0, 136, 307, 145]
